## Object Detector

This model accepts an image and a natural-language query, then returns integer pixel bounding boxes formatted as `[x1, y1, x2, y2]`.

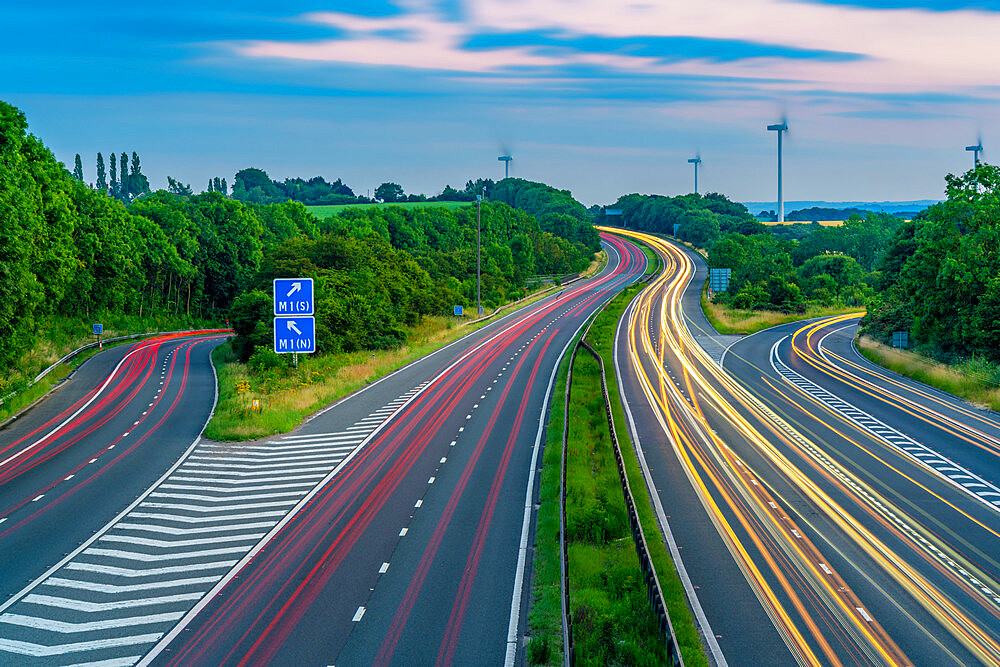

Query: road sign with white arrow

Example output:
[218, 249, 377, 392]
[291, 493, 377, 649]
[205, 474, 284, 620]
[274, 317, 316, 353]
[273, 277, 314, 316]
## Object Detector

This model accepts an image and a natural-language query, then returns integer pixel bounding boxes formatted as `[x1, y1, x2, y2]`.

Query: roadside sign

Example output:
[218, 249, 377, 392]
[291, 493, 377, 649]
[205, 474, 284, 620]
[273, 278, 314, 316]
[454, 305, 464, 317]
[92, 323, 103, 335]
[709, 268, 731, 293]
[892, 331, 909, 349]
[274, 317, 316, 354]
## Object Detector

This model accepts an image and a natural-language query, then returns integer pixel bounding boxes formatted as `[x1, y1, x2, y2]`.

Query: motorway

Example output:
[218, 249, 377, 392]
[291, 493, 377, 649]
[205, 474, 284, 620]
[0, 234, 646, 666]
[607, 225, 1000, 666]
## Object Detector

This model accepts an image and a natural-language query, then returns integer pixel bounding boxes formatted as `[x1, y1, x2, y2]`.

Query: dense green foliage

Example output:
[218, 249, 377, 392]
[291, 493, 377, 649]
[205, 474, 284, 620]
[492, 178, 600, 250]
[595, 192, 766, 247]
[232, 168, 363, 206]
[862, 165, 1000, 361]
[0, 100, 320, 372]
[708, 213, 901, 312]
[224, 200, 596, 362]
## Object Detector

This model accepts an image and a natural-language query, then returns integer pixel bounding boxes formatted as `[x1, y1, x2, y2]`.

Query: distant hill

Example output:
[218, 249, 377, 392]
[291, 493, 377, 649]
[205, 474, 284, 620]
[742, 200, 937, 217]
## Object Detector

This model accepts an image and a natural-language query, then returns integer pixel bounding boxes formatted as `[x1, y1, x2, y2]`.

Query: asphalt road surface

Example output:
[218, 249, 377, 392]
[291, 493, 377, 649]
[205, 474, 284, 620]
[0, 235, 646, 666]
[607, 226, 1000, 666]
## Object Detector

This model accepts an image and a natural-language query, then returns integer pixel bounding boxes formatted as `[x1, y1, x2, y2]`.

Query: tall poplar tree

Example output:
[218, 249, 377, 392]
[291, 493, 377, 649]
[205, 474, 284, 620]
[221, 178, 228, 197]
[130, 152, 149, 198]
[109, 153, 117, 197]
[73, 154, 83, 181]
[207, 178, 214, 193]
[120, 152, 129, 202]
[213, 177, 222, 193]
[96, 152, 107, 193]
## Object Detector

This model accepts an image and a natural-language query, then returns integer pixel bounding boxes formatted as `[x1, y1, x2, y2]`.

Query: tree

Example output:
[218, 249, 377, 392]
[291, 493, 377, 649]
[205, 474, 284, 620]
[220, 178, 228, 197]
[375, 182, 404, 203]
[129, 152, 149, 199]
[73, 154, 83, 181]
[213, 177, 222, 194]
[109, 153, 117, 198]
[207, 178, 214, 193]
[96, 152, 107, 194]
[119, 152, 128, 201]
[167, 176, 193, 197]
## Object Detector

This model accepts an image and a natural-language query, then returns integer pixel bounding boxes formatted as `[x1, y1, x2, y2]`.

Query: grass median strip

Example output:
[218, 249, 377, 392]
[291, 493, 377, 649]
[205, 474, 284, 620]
[528, 281, 707, 666]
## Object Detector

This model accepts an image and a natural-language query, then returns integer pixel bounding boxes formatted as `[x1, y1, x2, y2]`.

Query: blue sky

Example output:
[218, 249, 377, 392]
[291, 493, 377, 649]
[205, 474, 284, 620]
[4, 1, 999, 204]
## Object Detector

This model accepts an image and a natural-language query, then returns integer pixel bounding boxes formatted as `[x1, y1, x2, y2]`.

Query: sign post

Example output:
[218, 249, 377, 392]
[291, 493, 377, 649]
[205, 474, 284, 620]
[274, 278, 316, 365]
[93, 323, 103, 349]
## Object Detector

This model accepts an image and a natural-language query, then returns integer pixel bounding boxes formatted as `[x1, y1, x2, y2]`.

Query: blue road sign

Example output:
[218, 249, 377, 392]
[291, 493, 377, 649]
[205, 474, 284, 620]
[709, 268, 731, 293]
[454, 305, 464, 316]
[274, 317, 316, 354]
[273, 278, 314, 316]
[93, 323, 103, 335]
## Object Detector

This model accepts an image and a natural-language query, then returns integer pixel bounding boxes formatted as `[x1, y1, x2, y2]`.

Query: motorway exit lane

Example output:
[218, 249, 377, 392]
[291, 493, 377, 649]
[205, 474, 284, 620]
[151, 235, 647, 667]
[0, 332, 228, 664]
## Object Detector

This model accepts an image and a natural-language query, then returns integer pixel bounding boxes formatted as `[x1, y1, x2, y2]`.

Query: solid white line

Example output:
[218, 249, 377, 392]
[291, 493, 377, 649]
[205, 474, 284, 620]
[503, 246, 627, 667]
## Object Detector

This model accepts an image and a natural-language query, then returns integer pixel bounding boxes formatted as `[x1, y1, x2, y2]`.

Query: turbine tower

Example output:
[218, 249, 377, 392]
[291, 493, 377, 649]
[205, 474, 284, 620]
[966, 138, 983, 168]
[498, 154, 512, 179]
[688, 155, 702, 194]
[767, 121, 788, 223]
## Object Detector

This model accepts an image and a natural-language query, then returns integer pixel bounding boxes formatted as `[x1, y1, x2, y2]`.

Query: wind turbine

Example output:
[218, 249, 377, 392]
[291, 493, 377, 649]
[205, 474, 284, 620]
[966, 137, 983, 168]
[498, 154, 512, 179]
[767, 120, 788, 223]
[688, 154, 702, 194]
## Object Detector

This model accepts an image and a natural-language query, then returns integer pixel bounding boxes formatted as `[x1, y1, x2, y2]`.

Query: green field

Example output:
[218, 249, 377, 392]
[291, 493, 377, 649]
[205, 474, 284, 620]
[306, 201, 471, 218]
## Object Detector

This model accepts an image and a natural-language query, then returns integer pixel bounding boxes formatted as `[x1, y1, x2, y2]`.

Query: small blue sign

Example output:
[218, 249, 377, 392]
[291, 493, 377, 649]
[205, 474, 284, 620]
[454, 305, 464, 317]
[273, 278, 314, 316]
[93, 323, 103, 335]
[274, 317, 316, 354]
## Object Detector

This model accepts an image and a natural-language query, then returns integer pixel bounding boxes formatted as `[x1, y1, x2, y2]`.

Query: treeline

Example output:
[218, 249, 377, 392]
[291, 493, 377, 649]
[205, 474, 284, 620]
[595, 191, 766, 247]
[230, 201, 597, 361]
[71, 151, 151, 203]
[862, 165, 1000, 362]
[0, 100, 318, 369]
[708, 212, 901, 311]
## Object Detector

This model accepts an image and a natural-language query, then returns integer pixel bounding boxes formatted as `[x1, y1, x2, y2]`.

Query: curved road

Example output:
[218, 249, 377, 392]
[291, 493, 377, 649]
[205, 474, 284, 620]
[0, 235, 646, 666]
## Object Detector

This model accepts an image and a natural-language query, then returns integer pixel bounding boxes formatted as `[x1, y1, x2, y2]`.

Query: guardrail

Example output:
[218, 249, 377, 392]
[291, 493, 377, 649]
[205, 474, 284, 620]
[575, 337, 684, 667]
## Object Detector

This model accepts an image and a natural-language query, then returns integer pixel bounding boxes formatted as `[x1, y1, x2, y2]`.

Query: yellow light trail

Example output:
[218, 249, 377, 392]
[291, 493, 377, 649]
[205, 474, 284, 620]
[600, 226, 1000, 666]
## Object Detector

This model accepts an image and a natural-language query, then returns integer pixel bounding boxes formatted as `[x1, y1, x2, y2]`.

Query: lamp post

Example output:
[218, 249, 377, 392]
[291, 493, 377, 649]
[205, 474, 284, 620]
[767, 122, 788, 223]
[476, 187, 485, 316]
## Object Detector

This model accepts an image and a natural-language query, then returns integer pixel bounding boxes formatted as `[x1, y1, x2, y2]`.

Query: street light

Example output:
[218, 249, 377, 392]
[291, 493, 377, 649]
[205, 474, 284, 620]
[476, 186, 486, 316]
[767, 121, 788, 223]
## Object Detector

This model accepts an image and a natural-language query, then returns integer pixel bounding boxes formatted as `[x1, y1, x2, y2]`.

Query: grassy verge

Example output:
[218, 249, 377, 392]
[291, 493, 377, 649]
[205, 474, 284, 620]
[528, 282, 708, 666]
[856, 336, 1000, 411]
[702, 285, 861, 335]
[0, 314, 216, 423]
[587, 285, 708, 667]
[206, 285, 570, 441]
